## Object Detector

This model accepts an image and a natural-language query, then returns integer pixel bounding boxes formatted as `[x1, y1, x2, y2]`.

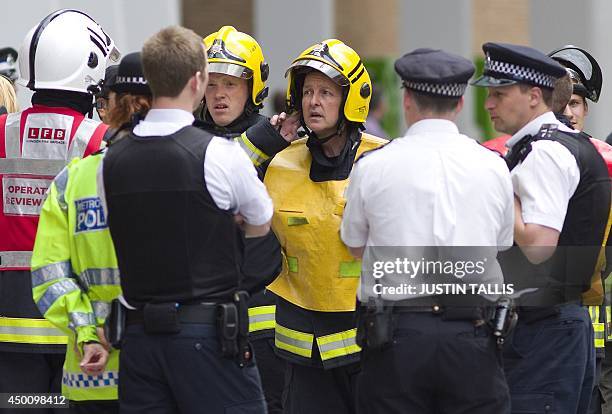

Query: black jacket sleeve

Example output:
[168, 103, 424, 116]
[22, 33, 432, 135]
[240, 230, 282, 294]
[238, 118, 290, 178]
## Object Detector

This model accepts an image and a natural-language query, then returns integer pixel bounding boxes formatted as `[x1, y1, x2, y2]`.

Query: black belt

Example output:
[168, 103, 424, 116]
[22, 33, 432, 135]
[390, 297, 489, 321]
[126, 303, 217, 325]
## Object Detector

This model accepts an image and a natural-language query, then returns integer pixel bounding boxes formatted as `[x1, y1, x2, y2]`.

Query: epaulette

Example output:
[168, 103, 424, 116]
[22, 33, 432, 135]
[355, 141, 389, 163]
[535, 123, 559, 140]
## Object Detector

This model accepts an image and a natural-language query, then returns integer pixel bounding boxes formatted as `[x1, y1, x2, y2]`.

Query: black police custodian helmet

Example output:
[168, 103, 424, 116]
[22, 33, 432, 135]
[99, 65, 119, 99]
[471, 42, 566, 89]
[110, 52, 151, 96]
[549, 45, 602, 103]
[395, 48, 475, 97]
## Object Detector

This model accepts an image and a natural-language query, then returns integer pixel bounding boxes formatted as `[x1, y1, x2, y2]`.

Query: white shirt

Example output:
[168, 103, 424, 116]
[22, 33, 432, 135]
[340, 119, 514, 301]
[506, 111, 580, 231]
[116, 109, 272, 225]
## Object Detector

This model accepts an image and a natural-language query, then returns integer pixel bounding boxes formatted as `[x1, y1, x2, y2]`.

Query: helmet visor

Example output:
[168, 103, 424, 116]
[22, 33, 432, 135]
[286, 59, 349, 87]
[208, 62, 253, 79]
[552, 49, 593, 81]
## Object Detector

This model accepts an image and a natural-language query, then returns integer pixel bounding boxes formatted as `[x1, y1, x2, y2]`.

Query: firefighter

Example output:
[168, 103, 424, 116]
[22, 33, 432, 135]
[0, 9, 118, 410]
[198, 26, 299, 413]
[264, 39, 387, 412]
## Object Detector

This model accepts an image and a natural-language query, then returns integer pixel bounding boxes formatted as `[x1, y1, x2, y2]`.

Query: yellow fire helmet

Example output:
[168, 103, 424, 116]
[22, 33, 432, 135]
[204, 26, 269, 107]
[285, 39, 371, 124]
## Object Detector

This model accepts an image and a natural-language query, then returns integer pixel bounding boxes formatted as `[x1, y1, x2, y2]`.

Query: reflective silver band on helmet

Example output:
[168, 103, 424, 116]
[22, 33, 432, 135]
[285, 59, 349, 87]
[208, 62, 252, 79]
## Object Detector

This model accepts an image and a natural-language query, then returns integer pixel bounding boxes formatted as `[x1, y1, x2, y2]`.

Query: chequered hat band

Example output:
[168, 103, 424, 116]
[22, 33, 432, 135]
[403, 81, 467, 97]
[116, 76, 147, 85]
[485, 59, 556, 88]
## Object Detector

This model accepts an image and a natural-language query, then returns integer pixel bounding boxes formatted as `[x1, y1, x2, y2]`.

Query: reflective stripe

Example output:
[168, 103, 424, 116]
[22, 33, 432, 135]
[69, 312, 96, 328]
[92, 301, 111, 320]
[78, 268, 120, 290]
[589, 306, 600, 323]
[594, 322, 605, 348]
[287, 256, 298, 273]
[607, 306, 612, 341]
[54, 167, 69, 210]
[316, 328, 361, 361]
[235, 133, 269, 167]
[36, 279, 80, 315]
[63, 370, 119, 389]
[339, 261, 361, 278]
[0, 317, 67, 344]
[0, 158, 67, 176]
[0, 251, 32, 269]
[248, 305, 276, 332]
[31, 261, 72, 287]
[4, 112, 21, 158]
[287, 217, 308, 226]
[67, 119, 99, 159]
[275, 323, 313, 358]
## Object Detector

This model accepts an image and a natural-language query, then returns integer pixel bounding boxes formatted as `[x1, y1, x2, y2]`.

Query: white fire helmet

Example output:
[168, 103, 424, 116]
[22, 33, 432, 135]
[17, 9, 121, 94]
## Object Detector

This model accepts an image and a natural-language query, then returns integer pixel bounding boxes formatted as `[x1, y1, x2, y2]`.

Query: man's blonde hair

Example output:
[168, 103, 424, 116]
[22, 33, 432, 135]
[0, 76, 18, 113]
[142, 26, 206, 98]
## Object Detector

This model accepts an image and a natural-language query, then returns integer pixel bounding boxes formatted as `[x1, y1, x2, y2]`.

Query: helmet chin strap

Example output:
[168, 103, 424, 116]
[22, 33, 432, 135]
[300, 112, 345, 146]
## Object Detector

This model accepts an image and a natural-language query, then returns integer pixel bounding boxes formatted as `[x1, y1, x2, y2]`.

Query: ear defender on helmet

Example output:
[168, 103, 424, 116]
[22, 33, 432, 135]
[285, 39, 372, 124]
[204, 26, 269, 107]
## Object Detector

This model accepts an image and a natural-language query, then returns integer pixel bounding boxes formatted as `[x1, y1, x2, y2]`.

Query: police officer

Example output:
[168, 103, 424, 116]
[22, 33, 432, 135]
[264, 39, 386, 413]
[341, 48, 513, 414]
[0, 9, 119, 409]
[472, 42, 610, 413]
[30, 52, 150, 413]
[103, 26, 272, 413]
[95, 65, 119, 124]
[198, 25, 299, 414]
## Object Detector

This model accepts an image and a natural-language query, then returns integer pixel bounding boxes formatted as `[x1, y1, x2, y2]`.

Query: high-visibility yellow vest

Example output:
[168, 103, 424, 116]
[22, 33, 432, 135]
[31, 153, 120, 401]
[265, 134, 386, 312]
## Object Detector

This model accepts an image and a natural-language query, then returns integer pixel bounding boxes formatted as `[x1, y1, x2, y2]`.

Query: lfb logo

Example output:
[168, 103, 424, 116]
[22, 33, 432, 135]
[75, 197, 107, 233]
[27, 127, 66, 140]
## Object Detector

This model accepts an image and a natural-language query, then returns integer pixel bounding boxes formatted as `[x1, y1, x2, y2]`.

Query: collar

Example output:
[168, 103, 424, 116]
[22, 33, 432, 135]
[404, 119, 459, 136]
[506, 111, 573, 149]
[142, 108, 194, 126]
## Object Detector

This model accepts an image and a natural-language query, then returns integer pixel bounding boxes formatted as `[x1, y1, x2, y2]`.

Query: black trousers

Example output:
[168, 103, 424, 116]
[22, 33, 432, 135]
[119, 323, 266, 414]
[0, 352, 64, 414]
[252, 337, 285, 414]
[588, 355, 603, 414]
[282, 359, 361, 414]
[357, 312, 510, 414]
